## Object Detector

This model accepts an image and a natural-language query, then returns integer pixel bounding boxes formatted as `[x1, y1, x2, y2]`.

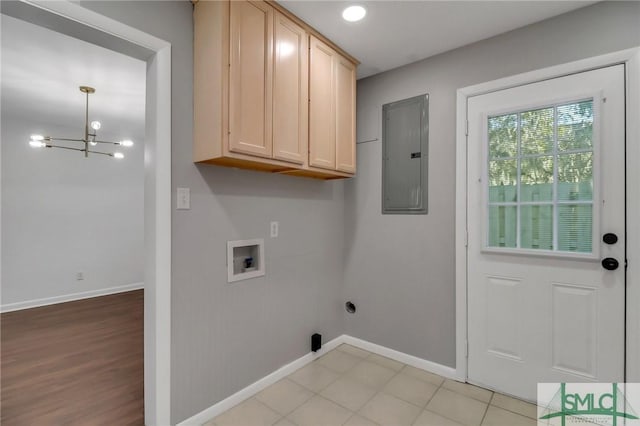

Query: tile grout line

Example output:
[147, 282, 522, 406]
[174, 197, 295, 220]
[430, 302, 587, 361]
[478, 404, 490, 426]
[487, 404, 538, 422]
[477, 392, 493, 426]
[211, 348, 354, 425]
[330, 353, 398, 425]
[213, 345, 537, 426]
[488, 394, 539, 420]
[277, 378, 316, 423]
[308, 348, 420, 426]
[425, 379, 494, 426]
[401, 370, 449, 426]
[285, 349, 371, 426]
[411, 372, 447, 425]
[346, 370, 400, 425]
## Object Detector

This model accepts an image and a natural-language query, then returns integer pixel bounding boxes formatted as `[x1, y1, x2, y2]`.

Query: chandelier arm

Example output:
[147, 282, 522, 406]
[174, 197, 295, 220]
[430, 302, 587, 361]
[44, 144, 117, 158]
[86, 150, 116, 157]
[45, 144, 87, 153]
[91, 140, 121, 145]
[46, 137, 86, 143]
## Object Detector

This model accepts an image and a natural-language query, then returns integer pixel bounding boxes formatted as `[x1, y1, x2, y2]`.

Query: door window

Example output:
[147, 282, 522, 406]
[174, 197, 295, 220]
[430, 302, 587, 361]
[486, 99, 595, 254]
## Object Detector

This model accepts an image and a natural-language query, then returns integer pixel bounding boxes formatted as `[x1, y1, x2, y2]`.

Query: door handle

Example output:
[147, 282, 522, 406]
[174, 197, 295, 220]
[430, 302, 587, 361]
[602, 257, 619, 271]
[603, 233, 618, 245]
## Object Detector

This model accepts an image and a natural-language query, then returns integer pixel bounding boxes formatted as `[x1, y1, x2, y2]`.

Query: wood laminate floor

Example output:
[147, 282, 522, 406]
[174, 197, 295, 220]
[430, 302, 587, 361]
[1, 289, 144, 425]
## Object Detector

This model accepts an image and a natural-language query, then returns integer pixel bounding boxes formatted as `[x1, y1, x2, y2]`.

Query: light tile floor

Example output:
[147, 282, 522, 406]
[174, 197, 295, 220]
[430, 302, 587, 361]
[203, 344, 538, 426]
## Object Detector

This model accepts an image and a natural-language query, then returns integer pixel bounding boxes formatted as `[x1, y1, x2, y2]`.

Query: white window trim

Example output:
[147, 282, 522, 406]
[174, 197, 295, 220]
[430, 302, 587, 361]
[455, 47, 640, 383]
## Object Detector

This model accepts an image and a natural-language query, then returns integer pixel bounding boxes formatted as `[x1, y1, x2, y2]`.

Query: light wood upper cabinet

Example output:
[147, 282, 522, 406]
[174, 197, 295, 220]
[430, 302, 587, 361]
[308, 35, 356, 174]
[194, 0, 357, 179]
[336, 56, 356, 173]
[229, 1, 273, 158]
[272, 11, 308, 165]
[309, 36, 336, 170]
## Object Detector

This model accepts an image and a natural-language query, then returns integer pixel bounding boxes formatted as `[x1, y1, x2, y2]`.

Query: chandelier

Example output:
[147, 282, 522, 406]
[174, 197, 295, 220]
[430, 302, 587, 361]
[29, 86, 134, 159]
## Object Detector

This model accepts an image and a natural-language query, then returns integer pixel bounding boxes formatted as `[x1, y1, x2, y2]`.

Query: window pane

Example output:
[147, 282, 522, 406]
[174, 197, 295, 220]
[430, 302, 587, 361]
[489, 160, 517, 202]
[520, 205, 553, 250]
[521, 107, 553, 155]
[558, 204, 592, 253]
[488, 205, 517, 248]
[484, 99, 597, 254]
[558, 153, 593, 201]
[489, 114, 517, 159]
[558, 100, 593, 151]
[521, 156, 553, 202]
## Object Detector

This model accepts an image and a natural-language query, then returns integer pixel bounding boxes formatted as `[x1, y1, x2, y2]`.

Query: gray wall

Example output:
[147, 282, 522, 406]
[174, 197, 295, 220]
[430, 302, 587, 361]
[1, 116, 144, 307]
[26, 0, 640, 423]
[75, 2, 345, 423]
[345, 1, 640, 368]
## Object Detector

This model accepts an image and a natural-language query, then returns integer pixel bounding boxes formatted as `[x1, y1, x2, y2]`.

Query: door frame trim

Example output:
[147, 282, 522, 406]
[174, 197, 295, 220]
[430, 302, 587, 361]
[15, 1, 174, 423]
[455, 47, 640, 384]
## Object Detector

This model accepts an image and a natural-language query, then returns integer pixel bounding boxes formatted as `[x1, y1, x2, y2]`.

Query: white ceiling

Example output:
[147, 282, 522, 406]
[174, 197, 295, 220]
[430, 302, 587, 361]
[1, 14, 146, 139]
[279, 1, 598, 79]
[0, 1, 598, 133]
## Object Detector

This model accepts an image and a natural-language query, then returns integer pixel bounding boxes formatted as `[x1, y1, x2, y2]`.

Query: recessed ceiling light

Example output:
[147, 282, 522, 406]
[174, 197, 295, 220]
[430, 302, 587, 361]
[342, 5, 366, 22]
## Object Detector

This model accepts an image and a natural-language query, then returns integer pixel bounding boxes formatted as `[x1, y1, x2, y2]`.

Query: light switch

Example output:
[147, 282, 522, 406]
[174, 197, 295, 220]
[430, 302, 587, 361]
[177, 187, 190, 210]
[270, 221, 279, 238]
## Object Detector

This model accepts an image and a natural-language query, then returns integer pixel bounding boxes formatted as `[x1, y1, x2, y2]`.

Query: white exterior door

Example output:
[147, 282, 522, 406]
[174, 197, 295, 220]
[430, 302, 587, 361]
[466, 65, 625, 402]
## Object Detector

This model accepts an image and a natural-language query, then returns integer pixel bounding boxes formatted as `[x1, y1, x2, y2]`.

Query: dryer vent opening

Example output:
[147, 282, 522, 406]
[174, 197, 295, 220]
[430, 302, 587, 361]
[345, 301, 356, 314]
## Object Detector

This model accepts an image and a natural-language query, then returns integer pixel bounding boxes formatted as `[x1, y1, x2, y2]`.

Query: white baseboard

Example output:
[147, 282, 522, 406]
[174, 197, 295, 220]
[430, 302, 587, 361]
[341, 335, 461, 381]
[0, 282, 144, 313]
[177, 335, 345, 426]
[178, 334, 462, 425]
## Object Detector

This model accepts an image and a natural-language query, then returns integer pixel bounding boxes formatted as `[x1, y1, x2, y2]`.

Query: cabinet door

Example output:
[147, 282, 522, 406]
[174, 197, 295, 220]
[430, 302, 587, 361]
[272, 12, 308, 165]
[229, 1, 273, 158]
[309, 36, 336, 170]
[335, 56, 356, 173]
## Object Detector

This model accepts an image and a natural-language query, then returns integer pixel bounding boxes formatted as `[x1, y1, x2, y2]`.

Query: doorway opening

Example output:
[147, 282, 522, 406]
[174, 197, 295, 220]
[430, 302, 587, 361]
[0, 1, 171, 423]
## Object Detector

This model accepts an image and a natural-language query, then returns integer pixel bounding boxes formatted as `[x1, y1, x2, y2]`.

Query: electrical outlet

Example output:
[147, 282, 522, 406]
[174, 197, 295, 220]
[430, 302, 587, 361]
[76, 272, 84, 281]
[270, 221, 279, 238]
[177, 187, 190, 210]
